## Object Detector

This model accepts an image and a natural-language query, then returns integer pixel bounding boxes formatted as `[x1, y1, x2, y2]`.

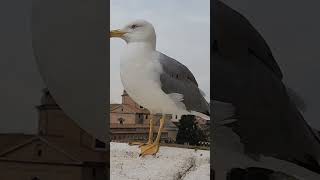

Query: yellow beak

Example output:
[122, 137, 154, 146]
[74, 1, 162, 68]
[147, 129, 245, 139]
[110, 29, 126, 38]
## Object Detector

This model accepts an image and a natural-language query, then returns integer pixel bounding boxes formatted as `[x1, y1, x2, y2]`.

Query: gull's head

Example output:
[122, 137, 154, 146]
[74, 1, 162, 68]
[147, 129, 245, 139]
[110, 20, 156, 48]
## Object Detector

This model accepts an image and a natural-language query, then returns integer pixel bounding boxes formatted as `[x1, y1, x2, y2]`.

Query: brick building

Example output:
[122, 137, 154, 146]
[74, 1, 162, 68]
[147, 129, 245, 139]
[110, 91, 178, 143]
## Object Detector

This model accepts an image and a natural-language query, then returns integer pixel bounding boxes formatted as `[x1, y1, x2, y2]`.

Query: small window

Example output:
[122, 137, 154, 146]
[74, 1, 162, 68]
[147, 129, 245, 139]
[118, 118, 125, 124]
[140, 106, 143, 109]
[37, 150, 42, 157]
[92, 168, 96, 177]
[175, 115, 178, 119]
[146, 114, 148, 119]
[121, 108, 123, 111]
[34, 144, 43, 158]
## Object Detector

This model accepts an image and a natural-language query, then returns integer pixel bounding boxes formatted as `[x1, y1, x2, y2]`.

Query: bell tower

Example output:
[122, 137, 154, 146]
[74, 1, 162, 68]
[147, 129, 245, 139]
[36, 88, 105, 149]
[121, 90, 143, 108]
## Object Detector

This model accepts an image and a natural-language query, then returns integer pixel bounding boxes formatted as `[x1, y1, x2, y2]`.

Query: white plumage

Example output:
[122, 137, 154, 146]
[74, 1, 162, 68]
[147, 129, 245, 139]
[120, 42, 189, 118]
[115, 19, 209, 119]
[110, 19, 209, 156]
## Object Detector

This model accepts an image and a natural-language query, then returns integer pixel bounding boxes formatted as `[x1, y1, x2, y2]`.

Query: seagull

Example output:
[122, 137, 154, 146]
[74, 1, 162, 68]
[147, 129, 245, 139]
[213, 1, 320, 179]
[110, 19, 210, 156]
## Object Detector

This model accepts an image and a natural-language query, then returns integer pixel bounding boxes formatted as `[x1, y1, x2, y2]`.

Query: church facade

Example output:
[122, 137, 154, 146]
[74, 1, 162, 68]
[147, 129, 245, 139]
[110, 91, 178, 143]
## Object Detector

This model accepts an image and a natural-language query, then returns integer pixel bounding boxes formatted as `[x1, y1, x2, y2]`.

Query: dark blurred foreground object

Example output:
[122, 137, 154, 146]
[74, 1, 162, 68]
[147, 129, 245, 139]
[227, 167, 299, 180]
[212, 0, 320, 178]
[32, 0, 108, 141]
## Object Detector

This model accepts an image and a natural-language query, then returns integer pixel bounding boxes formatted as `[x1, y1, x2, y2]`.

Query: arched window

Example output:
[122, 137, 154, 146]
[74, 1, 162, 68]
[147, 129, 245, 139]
[34, 143, 43, 158]
[38, 149, 42, 157]
[118, 118, 125, 125]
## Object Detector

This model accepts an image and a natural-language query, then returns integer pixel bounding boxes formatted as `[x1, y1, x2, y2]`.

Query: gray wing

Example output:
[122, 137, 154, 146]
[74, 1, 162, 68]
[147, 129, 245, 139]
[158, 53, 210, 115]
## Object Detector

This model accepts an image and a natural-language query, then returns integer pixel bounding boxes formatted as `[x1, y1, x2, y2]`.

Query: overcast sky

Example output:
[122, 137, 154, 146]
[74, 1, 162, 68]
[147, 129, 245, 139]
[110, 0, 210, 103]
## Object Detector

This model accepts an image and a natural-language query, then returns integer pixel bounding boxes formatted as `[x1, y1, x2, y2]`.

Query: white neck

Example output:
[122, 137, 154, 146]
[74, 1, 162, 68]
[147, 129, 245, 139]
[127, 41, 156, 51]
[121, 42, 157, 66]
[126, 42, 156, 54]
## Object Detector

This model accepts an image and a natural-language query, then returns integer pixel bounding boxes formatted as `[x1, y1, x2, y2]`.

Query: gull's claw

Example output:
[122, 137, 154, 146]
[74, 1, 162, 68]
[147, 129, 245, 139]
[139, 143, 160, 157]
[140, 143, 153, 151]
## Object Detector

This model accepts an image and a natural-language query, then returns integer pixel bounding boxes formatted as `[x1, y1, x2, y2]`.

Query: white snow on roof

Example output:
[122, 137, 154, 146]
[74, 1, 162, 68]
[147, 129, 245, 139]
[110, 142, 210, 180]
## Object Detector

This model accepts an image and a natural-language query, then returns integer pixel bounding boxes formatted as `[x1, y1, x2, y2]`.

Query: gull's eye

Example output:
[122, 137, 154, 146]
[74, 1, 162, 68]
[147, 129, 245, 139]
[131, 24, 137, 29]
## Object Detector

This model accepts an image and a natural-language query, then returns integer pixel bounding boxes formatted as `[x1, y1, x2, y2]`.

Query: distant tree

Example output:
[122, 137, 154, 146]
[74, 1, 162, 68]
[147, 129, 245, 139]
[176, 115, 207, 145]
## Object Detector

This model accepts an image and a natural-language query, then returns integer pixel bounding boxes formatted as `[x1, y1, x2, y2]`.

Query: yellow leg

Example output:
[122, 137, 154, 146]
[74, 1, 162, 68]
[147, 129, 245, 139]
[140, 115, 165, 157]
[129, 117, 153, 147]
[139, 117, 154, 149]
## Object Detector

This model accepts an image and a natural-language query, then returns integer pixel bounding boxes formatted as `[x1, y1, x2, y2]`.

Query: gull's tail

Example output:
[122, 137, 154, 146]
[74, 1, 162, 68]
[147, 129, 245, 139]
[191, 111, 210, 120]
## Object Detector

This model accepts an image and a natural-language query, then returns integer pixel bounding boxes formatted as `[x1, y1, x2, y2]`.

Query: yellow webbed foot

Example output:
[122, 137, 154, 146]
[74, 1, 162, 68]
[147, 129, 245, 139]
[140, 143, 153, 152]
[139, 143, 160, 157]
[139, 142, 151, 147]
[139, 115, 164, 157]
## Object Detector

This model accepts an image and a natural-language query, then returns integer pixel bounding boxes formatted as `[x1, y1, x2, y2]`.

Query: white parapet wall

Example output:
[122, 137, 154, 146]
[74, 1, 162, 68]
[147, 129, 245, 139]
[110, 142, 210, 180]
